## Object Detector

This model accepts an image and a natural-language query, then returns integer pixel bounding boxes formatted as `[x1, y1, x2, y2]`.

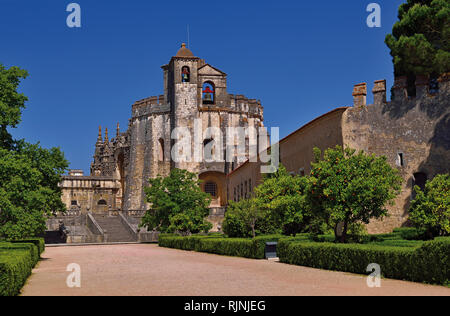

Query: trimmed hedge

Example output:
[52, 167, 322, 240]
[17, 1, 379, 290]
[159, 234, 289, 259]
[0, 240, 44, 296]
[278, 237, 450, 285]
[10, 238, 45, 256]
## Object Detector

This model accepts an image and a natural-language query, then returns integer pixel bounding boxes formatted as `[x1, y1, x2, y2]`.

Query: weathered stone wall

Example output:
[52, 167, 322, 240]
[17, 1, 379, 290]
[343, 76, 450, 233]
[227, 107, 347, 202]
[60, 176, 120, 214]
[227, 75, 449, 234]
[119, 49, 265, 213]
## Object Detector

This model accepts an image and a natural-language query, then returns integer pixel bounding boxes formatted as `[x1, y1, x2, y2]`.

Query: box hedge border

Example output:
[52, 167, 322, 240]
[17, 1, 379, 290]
[277, 237, 450, 285]
[159, 234, 293, 259]
[0, 238, 45, 296]
[159, 234, 449, 285]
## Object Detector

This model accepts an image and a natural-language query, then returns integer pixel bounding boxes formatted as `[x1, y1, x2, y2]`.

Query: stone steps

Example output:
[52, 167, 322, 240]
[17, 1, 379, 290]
[93, 215, 136, 243]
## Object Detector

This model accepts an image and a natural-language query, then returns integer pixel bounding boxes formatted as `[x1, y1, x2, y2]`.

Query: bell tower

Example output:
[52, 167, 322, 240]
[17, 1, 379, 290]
[163, 43, 202, 170]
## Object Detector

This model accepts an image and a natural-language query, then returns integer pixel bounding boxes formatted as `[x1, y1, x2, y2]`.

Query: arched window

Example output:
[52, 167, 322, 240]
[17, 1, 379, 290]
[181, 66, 190, 83]
[202, 82, 215, 105]
[98, 199, 107, 206]
[158, 138, 165, 162]
[204, 182, 217, 197]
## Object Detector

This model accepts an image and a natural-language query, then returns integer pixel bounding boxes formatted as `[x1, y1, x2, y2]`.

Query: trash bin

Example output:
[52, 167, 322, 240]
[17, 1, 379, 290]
[265, 241, 277, 259]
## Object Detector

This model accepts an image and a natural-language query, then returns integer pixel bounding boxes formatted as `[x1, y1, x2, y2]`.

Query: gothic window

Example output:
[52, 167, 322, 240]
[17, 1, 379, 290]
[98, 199, 107, 206]
[204, 182, 217, 197]
[181, 66, 190, 83]
[158, 138, 165, 162]
[202, 82, 215, 105]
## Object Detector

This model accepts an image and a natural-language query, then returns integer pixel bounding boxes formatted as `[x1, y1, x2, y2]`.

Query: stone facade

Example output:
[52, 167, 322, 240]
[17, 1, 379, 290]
[228, 74, 449, 234]
[59, 44, 449, 235]
[60, 44, 264, 232]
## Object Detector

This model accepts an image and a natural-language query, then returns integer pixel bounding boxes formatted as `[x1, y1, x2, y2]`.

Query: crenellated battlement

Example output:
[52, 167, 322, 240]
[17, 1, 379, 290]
[131, 94, 170, 118]
[351, 72, 449, 107]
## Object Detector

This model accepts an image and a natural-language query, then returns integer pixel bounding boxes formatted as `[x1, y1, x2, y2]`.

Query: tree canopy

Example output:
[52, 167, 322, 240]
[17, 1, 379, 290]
[307, 146, 403, 243]
[409, 174, 450, 237]
[254, 165, 311, 236]
[385, 0, 450, 77]
[0, 64, 68, 240]
[141, 169, 212, 235]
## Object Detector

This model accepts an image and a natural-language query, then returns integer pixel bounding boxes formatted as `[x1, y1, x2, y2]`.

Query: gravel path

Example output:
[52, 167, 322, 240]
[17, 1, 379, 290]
[21, 244, 450, 296]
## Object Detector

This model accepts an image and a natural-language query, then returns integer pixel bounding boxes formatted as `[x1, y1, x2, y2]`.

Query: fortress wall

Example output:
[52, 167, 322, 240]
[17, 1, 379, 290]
[343, 76, 450, 233]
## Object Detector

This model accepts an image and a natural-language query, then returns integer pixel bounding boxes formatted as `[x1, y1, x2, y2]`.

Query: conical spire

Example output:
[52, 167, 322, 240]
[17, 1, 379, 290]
[97, 126, 102, 143]
[104, 128, 109, 143]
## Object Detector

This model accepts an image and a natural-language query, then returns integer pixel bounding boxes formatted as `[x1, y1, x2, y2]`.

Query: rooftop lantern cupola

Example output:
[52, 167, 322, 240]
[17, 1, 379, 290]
[176, 43, 194, 57]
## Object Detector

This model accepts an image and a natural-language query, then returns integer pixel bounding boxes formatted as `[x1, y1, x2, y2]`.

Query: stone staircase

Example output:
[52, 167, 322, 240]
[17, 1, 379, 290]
[93, 215, 136, 243]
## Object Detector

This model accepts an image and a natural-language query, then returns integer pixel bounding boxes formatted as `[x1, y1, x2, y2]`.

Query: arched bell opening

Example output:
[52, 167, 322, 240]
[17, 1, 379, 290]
[202, 81, 215, 105]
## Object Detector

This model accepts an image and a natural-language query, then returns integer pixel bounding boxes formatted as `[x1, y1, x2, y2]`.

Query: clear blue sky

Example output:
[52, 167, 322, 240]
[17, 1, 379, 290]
[0, 0, 404, 174]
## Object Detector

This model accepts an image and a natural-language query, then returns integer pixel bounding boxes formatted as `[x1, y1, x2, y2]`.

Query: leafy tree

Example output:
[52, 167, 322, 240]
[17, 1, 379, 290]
[0, 64, 28, 149]
[222, 198, 268, 238]
[307, 146, 402, 243]
[0, 64, 68, 239]
[385, 0, 450, 77]
[141, 169, 212, 235]
[0, 145, 67, 239]
[254, 165, 311, 236]
[409, 174, 450, 238]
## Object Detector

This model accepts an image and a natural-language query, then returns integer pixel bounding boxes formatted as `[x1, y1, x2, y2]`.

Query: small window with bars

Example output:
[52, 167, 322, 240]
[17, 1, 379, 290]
[204, 182, 217, 197]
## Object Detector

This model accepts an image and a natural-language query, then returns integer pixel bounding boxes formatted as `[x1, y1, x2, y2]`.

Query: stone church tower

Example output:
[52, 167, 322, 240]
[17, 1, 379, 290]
[86, 44, 264, 220]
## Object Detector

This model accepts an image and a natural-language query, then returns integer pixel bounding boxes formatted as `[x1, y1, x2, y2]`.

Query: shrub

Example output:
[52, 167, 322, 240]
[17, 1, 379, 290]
[141, 169, 212, 234]
[223, 199, 274, 238]
[392, 227, 428, 240]
[159, 234, 286, 259]
[409, 174, 450, 238]
[0, 241, 42, 296]
[10, 238, 45, 256]
[278, 238, 450, 285]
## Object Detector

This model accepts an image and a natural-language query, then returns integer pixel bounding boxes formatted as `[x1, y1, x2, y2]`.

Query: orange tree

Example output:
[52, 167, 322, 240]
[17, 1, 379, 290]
[409, 174, 450, 238]
[307, 146, 402, 243]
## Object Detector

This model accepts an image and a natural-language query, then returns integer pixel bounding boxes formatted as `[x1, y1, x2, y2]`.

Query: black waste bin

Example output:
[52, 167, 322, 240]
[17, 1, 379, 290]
[265, 241, 277, 259]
